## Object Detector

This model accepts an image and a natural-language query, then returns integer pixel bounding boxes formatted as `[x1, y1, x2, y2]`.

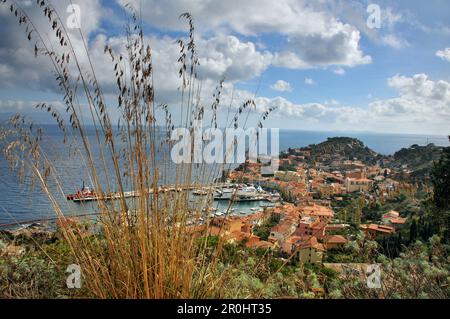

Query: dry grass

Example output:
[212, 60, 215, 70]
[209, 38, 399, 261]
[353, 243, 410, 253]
[0, 1, 271, 298]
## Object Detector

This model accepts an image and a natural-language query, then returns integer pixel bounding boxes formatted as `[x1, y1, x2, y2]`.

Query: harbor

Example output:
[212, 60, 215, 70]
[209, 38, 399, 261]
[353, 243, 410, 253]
[66, 183, 281, 204]
[63, 182, 281, 222]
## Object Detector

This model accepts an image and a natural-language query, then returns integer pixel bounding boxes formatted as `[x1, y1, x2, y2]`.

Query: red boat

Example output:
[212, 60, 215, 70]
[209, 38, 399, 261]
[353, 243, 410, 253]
[67, 183, 97, 202]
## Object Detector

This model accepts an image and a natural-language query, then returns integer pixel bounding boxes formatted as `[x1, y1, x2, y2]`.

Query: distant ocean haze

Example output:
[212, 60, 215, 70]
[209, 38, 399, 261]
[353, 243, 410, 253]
[0, 125, 448, 225]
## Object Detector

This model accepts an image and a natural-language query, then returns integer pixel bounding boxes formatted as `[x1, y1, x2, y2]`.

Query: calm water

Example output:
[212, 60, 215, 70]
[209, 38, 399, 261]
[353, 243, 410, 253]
[0, 127, 448, 225]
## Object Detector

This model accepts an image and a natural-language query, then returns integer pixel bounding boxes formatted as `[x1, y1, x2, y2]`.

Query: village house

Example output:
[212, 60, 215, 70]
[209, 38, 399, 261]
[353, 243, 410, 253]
[272, 203, 301, 220]
[274, 170, 304, 182]
[345, 177, 373, 193]
[249, 240, 274, 250]
[325, 223, 350, 233]
[294, 216, 327, 240]
[300, 204, 335, 222]
[345, 170, 367, 180]
[381, 210, 407, 227]
[268, 221, 297, 244]
[210, 217, 243, 233]
[287, 154, 306, 162]
[298, 149, 311, 158]
[297, 237, 325, 264]
[226, 231, 260, 246]
[367, 165, 383, 178]
[324, 235, 348, 249]
[281, 235, 303, 255]
[263, 179, 311, 202]
[316, 183, 345, 198]
[359, 224, 395, 239]
[378, 179, 400, 194]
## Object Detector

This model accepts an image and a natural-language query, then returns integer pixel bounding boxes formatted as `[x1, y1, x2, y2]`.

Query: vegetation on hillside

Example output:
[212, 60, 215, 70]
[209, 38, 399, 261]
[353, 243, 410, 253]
[389, 143, 448, 180]
[308, 137, 381, 164]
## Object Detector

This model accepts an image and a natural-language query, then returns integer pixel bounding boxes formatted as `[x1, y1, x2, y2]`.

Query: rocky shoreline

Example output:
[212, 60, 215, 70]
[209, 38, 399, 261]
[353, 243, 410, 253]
[0, 223, 58, 257]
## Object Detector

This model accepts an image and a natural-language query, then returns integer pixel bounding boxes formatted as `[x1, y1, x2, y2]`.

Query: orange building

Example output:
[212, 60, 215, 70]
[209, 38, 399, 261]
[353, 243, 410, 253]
[300, 204, 334, 222]
[294, 216, 327, 240]
[359, 224, 395, 239]
[324, 235, 348, 249]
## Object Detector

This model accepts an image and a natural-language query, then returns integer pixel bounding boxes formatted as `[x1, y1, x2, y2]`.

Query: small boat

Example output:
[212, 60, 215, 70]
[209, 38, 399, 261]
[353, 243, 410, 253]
[67, 184, 98, 202]
[193, 189, 209, 196]
[213, 187, 235, 200]
[239, 211, 246, 215]
[215, 212, 224, 216]
[251, 208, 258, 211]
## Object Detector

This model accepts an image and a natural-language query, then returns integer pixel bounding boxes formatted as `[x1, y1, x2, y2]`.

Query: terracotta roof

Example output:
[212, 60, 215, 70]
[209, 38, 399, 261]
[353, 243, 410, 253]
[325, 224, 348, 231]
[285, 235, 303, 244]
[253, 241, 273, 249]
[325, 235, 348, 244]
[208, 226, 223, 236]
[382, 211, 407, 224]
[388, 217, 407, 224]
[298, 236, 325, 251]
[300, 204, 334, 218]
[271, 222, 293, 234]
[230, 231, 247, 241]
[384, 210, 400, 217]
[359, 224, 395, 234]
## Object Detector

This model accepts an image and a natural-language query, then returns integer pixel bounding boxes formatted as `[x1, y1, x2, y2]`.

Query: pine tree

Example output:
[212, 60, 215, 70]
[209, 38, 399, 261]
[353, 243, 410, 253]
[431, 139, 450, 210]
[409, 219, 418, 243]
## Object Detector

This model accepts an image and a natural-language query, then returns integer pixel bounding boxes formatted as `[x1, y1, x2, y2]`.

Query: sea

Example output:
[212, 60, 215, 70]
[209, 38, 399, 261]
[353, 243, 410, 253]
[0, 126, 448, 226]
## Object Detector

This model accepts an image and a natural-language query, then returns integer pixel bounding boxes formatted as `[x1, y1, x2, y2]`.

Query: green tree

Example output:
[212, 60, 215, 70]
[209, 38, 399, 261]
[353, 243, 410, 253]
[409, 218, 418, 243]
[429, 139, 450, 243]
[431, 140, 450, 210]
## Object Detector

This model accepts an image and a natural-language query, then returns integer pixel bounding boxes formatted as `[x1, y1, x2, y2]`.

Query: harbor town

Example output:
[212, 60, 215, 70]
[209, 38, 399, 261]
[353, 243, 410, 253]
[0, 0, 448, 301]
[184, 138, 421, 265]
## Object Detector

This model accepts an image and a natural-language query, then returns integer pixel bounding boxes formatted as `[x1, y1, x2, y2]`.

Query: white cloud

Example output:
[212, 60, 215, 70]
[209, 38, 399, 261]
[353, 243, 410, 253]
[0, 0, 104, 91]
[382, 7, 403, 29]
[272, 20, 371, 69]
[119, 0, 371, 69]
[221, 73, 450, 134]
[270, 80, 292, 92]
[333, 67, 345, 76]
[436, 48, 450, 63]
[304, 78, 316, 86]
[197, 35, 272, 82]
[325, 99, 339, 106]
[368, 74, 450, 130]
[381, 34, 409, 50]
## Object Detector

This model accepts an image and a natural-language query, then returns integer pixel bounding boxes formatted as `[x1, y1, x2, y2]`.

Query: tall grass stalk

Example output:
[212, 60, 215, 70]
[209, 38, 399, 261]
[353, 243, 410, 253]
[0, 0, 271, 298]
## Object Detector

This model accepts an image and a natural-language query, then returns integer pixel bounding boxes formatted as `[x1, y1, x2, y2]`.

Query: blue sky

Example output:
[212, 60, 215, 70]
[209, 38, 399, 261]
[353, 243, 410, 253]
[0, 0, 449, 135]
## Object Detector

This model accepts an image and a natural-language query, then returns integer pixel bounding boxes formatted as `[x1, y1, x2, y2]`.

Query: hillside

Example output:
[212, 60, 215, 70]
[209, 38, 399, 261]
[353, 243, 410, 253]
[308, 137, 381, 164]
[388, 143, 447, 179]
